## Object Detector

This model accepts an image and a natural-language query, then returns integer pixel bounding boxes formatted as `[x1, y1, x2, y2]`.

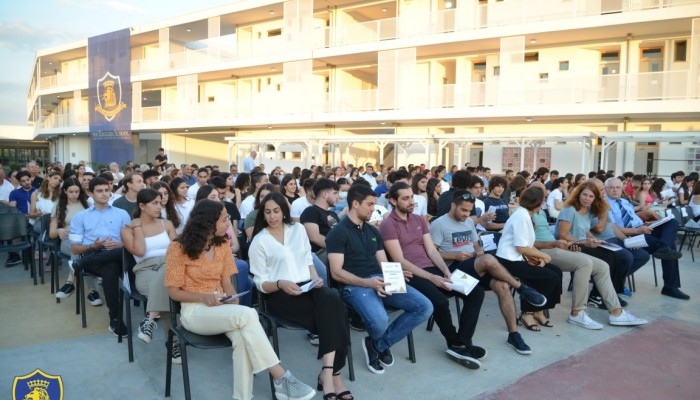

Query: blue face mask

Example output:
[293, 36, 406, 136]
[338, 191, 348, 200]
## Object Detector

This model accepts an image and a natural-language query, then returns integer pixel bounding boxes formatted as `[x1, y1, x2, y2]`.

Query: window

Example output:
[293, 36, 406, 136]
[473, 62, 486, 70]
[559, 61, 569, 71]
[525, 52, 539, 62]
[493, 66, 500, 76]
[539, 72, 549, 80]
[207, 96, 215, 103]
[601, 51, 620, 61]
[674, 40, 687, 62]
[267, 29, 282, 37]
[642, 48, 662, 58]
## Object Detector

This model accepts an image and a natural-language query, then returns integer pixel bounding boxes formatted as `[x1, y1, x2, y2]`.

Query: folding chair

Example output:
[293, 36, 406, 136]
[164, 300, 231, 400]
[258, 292, 355, 400]
[117, 248, 148, 362]
[0, 213, 36, 284]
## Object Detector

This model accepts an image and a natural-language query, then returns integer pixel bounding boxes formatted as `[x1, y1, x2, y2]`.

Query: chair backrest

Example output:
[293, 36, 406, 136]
[0, 213, 29, 242]
[121, 248, 138, 287]
[0, 205, 20, 214]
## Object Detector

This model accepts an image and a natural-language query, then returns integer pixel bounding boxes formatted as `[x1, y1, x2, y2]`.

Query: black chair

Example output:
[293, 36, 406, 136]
[425, 296, 462, 332]
[164, 299, 231, 400]
[0, 213, 36, 284]
[117, 248, 148, 362]
[74, 258, 102, 328]
[35, 214, 56, 289]
[258, 292, 355, 400]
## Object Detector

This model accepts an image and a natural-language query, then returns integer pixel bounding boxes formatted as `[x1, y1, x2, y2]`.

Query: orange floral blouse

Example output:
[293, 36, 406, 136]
[164, 242, 237, 295]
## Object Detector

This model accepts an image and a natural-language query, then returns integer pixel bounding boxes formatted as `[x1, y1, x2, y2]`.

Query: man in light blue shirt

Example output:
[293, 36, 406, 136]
[243, 150, 257, 173]
[604, 178, 688, 300]
[70, 177, 132, 336]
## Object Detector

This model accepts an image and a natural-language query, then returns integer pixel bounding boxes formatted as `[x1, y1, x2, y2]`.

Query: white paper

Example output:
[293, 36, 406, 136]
[299, 279, 322, 293]
[487, 206, 499, 215]
[599, 242, 623, 252]
[660, 189, 675, 199]
[448, 269, 479, 296]
[681, 208, 688, 218]
[480, 234, 497, 252]
[624, 235, 648, 248]
[122, 270, 131, 294]
[219, 290, 251, 303]
[381, 262, 407, 294]
[649, 215, 673, 229]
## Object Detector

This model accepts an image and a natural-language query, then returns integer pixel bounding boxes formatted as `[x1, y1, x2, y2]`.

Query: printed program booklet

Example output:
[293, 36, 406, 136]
[381, 262, 407, 294]
[649, 215, 673, 229]
[448, 269, 479, 296]
[624, 234, 648, 248]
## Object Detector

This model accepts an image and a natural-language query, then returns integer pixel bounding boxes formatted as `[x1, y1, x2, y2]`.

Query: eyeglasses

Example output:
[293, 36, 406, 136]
[458, 192, 475, 200]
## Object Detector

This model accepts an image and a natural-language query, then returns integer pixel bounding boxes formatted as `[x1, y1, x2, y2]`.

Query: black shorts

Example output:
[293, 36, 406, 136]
[450, 258, 493, 290]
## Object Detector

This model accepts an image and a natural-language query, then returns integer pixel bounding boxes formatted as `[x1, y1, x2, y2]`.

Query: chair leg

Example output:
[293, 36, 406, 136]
[426, 315, 435, 331]
[165, 331, 173, 397]
[651, 258, 658, 287]
[180, 339, 192, 400]
[126, 296, 135, 362]
[118, 290, 123, 343]
[347, 342, 355, 382]
[80, 272, 87, 328]
[407, 332, 416, 363]
[75, 272, 81, 315]
[38, 245, 45, 285]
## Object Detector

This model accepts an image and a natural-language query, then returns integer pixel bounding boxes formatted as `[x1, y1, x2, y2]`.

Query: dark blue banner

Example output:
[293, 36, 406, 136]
[88, 28, 133, 166]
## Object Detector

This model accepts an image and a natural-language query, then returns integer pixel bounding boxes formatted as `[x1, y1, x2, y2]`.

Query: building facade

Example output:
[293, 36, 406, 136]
[27, 0, 700, 176]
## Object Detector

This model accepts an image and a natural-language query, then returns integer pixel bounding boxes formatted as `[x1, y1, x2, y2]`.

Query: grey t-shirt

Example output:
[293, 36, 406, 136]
[554, 206, 592, 241]
[430, 214, 479, 267]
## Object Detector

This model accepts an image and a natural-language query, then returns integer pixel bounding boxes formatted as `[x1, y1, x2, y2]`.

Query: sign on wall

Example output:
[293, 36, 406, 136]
[88, 28, 133, 166]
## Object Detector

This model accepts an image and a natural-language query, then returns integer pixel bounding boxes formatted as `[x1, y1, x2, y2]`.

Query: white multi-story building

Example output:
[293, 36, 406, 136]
[27, 0, 700, 177]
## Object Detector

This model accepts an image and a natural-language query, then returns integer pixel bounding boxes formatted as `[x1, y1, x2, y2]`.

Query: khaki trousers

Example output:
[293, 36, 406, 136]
[180, 303, 279, 400]
[541, 248, 620, 311]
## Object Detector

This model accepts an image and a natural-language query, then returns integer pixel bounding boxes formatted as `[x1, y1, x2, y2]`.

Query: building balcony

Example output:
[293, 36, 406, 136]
[38, 113, 88, 130]
[315, 0, 700, 48]
[38, 73, 87, 90]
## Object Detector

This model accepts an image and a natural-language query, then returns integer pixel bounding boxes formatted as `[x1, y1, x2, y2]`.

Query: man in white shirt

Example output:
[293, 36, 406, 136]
[0, 166, 14, 205]
[362, 163, 378, 189]
[187, 168, 210, 199]
[290, 178, 316, 222]
[239, 172, 269, 219]
[109, 162, 124, 181]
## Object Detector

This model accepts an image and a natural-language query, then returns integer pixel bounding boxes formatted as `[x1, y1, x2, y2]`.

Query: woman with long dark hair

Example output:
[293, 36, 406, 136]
[121, 189, 177, 349]
[426, 177, 442, 217]
[169, 177, 194, 234]
[250, 193, 351, 400]
[678, 175, 696, 206]
[234, 172, 251, 203]
[165, 200, 315, 400]
[51, 178, 94, 300]
[151, 181, 181, 230]
[495, 186, 562, 334]
[281, 174, 300, 205]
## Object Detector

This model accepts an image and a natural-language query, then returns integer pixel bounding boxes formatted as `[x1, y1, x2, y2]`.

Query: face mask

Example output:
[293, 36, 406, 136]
[338, 191, 348, 200]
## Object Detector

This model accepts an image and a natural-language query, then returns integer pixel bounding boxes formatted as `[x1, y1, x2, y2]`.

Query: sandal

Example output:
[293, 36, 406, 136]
[333, 371, 354, 400]
[518, 312, 541, 332]
[317, 366, 336, 400]
[533, 312, 554, 328]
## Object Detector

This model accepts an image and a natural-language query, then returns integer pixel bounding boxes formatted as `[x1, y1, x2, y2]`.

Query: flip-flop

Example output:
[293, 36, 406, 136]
[518, 313, 541, 332]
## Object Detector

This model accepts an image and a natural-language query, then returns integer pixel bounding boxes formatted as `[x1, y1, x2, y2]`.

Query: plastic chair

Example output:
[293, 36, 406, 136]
[258, 292, 355, 400]
[35, 214, 56, 290]
[74, 258, 102, 328]
[426, 296, 462, 332]
[164, 299, 231, 400]
[0, 213, 36, 284]
[117, 248, 148, 362]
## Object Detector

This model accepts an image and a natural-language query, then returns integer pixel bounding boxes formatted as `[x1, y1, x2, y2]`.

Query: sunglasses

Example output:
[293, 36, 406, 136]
[458, 192, 475, 200]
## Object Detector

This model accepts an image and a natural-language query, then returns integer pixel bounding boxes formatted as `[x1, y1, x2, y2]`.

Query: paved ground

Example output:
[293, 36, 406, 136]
[0, 241, 698, 399]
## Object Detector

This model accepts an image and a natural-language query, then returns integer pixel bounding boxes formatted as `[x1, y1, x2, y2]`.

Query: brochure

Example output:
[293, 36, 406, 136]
[599, 241, 623, 252]
[649, 215, 673, 229]
[299, 279, 322, 293]
[480, 234, 497, 252]
[448, 269, 479, 296]
[624, 234, 648, 248]
[381, 262, 407, 294]
[219, 290, 251, 303]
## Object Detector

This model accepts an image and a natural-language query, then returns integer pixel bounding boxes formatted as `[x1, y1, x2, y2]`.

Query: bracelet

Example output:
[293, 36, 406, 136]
[276, 280, 281, 290]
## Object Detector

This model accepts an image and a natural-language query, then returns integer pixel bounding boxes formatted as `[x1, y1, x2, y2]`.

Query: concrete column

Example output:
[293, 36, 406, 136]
[159, 28, 169, 70]
[72, 90, 81, 126]
[132, 81, 142, 123]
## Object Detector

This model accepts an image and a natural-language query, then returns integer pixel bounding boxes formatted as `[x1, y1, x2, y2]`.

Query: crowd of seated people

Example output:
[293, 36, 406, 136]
[2, 156, 697, 400]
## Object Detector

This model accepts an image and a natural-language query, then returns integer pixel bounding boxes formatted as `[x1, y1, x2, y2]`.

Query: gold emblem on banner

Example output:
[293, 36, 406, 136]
[95, 72, 127, 121]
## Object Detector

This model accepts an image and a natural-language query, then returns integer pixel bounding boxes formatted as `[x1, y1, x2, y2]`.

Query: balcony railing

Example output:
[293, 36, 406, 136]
[131, 38, 285, 75]
[38, 73, 87, 90]
[39, 113, 88, 129]
[317, 0, 700, 48]
[119, 70, 700, 125]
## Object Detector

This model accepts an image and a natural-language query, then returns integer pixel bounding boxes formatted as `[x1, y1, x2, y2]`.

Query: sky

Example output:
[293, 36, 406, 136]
[0, 0, 236, 126]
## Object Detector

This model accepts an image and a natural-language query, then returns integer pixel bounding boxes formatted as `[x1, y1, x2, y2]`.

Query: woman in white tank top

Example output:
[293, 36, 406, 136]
[29, 171, 62, 228]
[121, 189, 177, 348]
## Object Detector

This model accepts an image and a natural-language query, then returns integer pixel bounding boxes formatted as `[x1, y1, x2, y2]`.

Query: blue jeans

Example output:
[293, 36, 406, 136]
[312, 252, 328, 282]
[234, 259, 253, 307]
[341, 275, 433, 352]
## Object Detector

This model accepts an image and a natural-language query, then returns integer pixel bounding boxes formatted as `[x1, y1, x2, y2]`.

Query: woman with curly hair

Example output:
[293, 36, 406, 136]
[555, 181, 630, 308]
[234, 172, 251, 204]
[165, 200, 315, 400]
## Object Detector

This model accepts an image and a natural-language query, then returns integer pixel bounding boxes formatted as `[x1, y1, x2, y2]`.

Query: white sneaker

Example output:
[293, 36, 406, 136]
[567, 310, 603, 330]
[609, 310, 648, 326]
[274, 370, 316, 400]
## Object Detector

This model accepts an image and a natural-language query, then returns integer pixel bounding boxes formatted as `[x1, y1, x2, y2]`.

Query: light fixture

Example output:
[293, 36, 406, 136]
[269, 10, 275, 15]
[186, 28, 191, 32]
[530, 38, 537, 44]
[48, 62, 53, 65]
[72, 133, 76, 136]
[267, 125, 272, 129]
[184, 129, 189, 132]
[271, 66, 276, 71]
[380, 122, 386, 125]
[445, 1, 454, 9]
[526, 117, 533, 122]
[382, 7, 387, 12]
[143, 97, 147, 101]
